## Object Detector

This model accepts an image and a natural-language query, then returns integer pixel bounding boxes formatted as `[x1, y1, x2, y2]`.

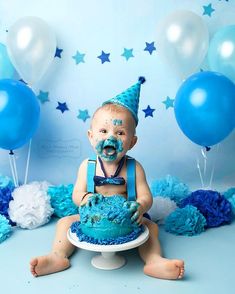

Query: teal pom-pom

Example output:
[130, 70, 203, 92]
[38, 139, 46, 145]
[150, 175, 190, 205]
[0, 174, 14, 189]
[0, 214, 12, 243]
[138, 76, 146, 84]
[48, 184, 78, 218]
[165, 205, 207, 236]
[223, 187, 235, 215]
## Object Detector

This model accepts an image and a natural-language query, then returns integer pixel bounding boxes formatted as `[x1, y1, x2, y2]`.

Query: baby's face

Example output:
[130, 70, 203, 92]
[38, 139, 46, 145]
[88, 107, 137, 162]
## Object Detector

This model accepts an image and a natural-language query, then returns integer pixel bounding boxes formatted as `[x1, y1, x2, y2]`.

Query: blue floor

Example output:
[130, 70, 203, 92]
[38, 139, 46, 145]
[1, 217, 234, 294]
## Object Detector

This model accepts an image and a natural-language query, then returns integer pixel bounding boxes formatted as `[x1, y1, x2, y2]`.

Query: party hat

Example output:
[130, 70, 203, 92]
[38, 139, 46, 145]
[102, 76, 146, 125]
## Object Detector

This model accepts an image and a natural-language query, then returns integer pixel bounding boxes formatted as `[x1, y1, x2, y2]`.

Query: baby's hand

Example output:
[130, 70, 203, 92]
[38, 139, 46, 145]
[124, 201, 143, 225]
[86, 193, 103, 207]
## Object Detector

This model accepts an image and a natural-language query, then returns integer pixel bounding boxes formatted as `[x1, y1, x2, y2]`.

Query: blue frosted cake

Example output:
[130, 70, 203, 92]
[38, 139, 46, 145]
[71, 194, 143, 245]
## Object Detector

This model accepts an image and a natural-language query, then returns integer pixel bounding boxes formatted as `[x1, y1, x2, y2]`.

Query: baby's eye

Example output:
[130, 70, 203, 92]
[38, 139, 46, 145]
[117, 130, 124, 136]
[100, 129, 107, 134]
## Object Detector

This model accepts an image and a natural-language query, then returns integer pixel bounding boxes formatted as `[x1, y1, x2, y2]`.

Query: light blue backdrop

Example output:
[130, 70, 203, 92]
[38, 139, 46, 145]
[0, 0, 234, 190]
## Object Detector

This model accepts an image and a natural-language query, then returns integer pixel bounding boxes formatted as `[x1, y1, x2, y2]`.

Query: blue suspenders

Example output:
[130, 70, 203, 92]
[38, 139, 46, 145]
[86, 155, 136, 201]
[86, 155, 97, 193]
[126, 157, 136, 201]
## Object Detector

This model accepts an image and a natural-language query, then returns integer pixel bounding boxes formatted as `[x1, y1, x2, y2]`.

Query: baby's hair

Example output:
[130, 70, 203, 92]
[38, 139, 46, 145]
[92, 103, 127, 118]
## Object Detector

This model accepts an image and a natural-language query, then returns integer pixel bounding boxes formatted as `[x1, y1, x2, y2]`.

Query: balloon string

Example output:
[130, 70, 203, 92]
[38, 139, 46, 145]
[8, 150, 19, 187]
[196, 158, 204, 188]
[209, 143, 220, 189]
[24, 139, 32, 185]
[8, 151, 17, 187]
[201, 147, 207, 176]
[12, 151, 19, 187]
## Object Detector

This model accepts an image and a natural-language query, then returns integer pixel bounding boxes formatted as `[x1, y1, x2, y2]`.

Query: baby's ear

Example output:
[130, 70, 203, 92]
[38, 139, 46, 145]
[129, 135, 138, 149]
[87, 129, 93, 141]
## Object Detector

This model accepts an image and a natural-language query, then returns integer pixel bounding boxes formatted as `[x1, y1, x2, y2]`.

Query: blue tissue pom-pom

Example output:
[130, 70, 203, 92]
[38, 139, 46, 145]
[150, 175, 190, 205]
[165, 205, 207, 236]
[0, 214, 12, 243]
[48, 184, 78, 218]
[0, 186, 15, 225]
[0, 175, 14, 189]
[223, 188, 235, 215]
[180, 190, 233, 228]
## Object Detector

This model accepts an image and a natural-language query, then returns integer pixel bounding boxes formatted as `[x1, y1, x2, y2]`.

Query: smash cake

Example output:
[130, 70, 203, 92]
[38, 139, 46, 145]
[70, 194, 143, 245]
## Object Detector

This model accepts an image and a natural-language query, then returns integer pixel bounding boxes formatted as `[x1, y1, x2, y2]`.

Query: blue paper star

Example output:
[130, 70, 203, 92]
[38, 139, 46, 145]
[144, 42, 156, 55]
[72, 51, 85, 64]
[97, 51, 110, 64]
[203, 4, 215, 17]
[121, 48, 134, 61]
[55, 47, 63, 58]
[162, 96, 174, 109]
[77, 109, 90, 122]
[37, 90, 49, 104]
[142, 105, 155, 118]
[56, 102, 69, 113]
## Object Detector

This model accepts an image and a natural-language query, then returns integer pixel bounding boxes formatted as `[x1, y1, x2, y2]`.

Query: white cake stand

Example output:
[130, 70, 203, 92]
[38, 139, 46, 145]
[67, 225, 149, 270]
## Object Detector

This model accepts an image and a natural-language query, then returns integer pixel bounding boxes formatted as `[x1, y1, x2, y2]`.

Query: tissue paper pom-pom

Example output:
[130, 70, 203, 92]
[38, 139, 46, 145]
[223, 187, 235, 200]
[0, 186, 15, 225]
[223, 188, 235, 215]
[0, 174, 14, 189]
[227, 196, 235, 215]
[8, 182, 54, 229]
[0, 214, 12, 243]
[150, 175, 190, 205]
[180, 190, 233, 228]
[148, 196, 178, 224]
[48, 184, 78, 218]
[165, 205, 207, 236]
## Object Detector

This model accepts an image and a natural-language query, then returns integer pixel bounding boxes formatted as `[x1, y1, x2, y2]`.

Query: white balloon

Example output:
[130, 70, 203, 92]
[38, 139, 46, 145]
[156, 10, 209, 79]
[6, 16, 56, 85]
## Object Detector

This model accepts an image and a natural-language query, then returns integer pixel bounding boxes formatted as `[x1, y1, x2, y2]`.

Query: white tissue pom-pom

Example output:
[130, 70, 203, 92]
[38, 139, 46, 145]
[148, 196, 178, 224]
[8, 181, 54, 229]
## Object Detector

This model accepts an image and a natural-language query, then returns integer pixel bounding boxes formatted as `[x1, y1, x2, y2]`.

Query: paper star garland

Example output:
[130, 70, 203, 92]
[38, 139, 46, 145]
[56, 102, 69, 113]
[162, 96, 174, 109]
[37, 91, 49, 104]
[142, 105, 155, 118]
[203, 3, 215, 16]
[55, 47, 63, 58]
[97, 51, 110, 64]
[121, 48, 134, 61]
[144, 42, 156, 55]
[72, 51, 85, 64]
[77, 109, 90, 122]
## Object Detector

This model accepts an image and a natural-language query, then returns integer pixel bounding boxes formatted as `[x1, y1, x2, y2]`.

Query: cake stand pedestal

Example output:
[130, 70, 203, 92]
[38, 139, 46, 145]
[67, 225, 149, 270]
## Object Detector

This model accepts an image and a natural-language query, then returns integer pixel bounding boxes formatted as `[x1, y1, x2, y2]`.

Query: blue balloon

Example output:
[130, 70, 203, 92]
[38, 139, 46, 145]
[0, 43, 15, 79]
[0, 79, 40, 150]
[174, 71, 235, 147]
[208, 25, 235, 83]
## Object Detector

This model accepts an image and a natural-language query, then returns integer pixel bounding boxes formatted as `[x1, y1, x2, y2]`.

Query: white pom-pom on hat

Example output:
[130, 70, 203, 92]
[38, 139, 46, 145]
[8, 181, 54, 229]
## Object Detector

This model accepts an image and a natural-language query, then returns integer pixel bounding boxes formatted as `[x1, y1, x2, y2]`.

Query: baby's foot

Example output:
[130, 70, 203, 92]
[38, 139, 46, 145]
[30, 253, 70, 277]
[144, 258, 185, 280]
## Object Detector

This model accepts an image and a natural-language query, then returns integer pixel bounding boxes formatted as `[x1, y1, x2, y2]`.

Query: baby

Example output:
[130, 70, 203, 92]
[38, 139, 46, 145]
[30, 78, 184, 279]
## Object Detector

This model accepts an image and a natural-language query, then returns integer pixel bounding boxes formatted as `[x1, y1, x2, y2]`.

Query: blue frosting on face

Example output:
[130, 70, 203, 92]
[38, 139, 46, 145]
[95, 136, 123, 161]
[71, 194, 143, 245]
[113, 119, 123, 126]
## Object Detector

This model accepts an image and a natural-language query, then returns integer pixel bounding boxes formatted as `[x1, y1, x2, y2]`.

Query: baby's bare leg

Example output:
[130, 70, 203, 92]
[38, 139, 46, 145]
[30, 214, 79, 277]
[138, 219, 185, 280]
